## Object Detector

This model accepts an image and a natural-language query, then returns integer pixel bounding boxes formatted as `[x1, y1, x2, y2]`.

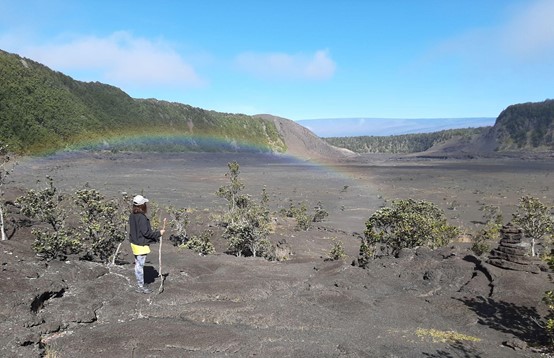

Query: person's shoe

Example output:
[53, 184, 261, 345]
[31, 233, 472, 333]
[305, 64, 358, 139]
[135, 285, 152, 294]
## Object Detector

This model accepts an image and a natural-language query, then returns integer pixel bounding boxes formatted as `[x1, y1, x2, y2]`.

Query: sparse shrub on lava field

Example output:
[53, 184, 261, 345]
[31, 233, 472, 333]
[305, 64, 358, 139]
[17, 176, 81, 260]
[217, 161, 274, 258]
[361, 198, 459, 260]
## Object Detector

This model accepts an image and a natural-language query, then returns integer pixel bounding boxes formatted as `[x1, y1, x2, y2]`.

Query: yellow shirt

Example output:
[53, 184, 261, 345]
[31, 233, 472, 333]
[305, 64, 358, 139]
[131, 243, 151, 255]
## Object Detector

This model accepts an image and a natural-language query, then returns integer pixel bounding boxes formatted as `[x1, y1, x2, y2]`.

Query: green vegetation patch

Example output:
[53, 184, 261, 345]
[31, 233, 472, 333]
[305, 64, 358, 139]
[495, 99, 554, 150]
[0, 50, 286, 155]
[325, 127, 488, 154]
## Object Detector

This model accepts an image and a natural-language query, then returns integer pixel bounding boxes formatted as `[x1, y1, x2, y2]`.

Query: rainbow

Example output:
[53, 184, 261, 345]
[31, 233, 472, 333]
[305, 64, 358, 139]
[66, 132, 277, 154]
[17, 131, 368, 187]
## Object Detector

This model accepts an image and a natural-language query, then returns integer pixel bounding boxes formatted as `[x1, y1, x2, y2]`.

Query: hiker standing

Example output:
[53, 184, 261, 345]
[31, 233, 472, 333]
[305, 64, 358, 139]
[129, 195, 165, 294]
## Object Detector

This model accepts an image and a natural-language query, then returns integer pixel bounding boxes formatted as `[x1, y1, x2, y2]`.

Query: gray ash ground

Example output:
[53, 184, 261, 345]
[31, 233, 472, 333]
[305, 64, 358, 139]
[1, 152, 553, 357]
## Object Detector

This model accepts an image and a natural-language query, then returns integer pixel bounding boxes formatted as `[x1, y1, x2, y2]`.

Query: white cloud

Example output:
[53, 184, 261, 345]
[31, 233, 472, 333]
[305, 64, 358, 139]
[235, 49, 336, 80]
[9, 31, 206, 88]
[433, 0, 554, 67]
[500, 0, 554, 61]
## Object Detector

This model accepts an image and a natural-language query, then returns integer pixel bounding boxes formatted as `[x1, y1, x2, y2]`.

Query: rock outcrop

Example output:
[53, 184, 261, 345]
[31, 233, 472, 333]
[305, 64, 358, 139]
[487, 223, 548, 273]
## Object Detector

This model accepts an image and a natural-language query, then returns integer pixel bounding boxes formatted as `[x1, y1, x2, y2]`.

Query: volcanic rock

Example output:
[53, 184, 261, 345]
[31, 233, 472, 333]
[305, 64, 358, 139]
[487, 223, 548, 273]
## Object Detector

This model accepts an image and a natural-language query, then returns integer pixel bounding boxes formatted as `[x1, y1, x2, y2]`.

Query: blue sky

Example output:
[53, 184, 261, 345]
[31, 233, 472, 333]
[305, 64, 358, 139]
[1, 0, 553, 122]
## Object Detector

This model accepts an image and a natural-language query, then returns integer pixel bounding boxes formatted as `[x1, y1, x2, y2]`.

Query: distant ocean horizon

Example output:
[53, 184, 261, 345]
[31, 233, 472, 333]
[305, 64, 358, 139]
[296, 117, 496, 138]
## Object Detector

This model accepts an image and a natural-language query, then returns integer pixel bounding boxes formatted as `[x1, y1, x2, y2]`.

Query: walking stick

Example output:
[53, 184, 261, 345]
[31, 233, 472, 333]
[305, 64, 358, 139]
[158, 218, 167, 294]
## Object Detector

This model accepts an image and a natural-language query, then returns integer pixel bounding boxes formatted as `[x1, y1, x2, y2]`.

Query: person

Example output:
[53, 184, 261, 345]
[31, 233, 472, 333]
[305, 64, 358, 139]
[129, 194, 165, 294]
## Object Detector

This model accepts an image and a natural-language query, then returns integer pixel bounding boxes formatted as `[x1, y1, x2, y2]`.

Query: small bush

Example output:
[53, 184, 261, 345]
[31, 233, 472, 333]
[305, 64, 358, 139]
[74, 186, 126, 263]
[181, 230, 216, 255]
[281, 200, 323, 231]
[362, 198, 459, 258]
[17, 176, 81, 260]
[216, 161, 245, 211]
[358, 236, 375, 267]
[312, 201, 329, 223]
[480, 204, 503, 226]
[167, 206, 189, 244]
[471, 222, 499, 257]
[224, 201, 273, 258]
[471, 204, 503, 256]
[326, 238, 346, 261]
[217, 162, 274, 258]
[148, 200, 162, 229]
[512, 196, 553, 257]
[471, 236, 491, 257]
[0, 142, 17, 241]
[291, 203, 311, 230]
[31, 229, 81, 261]
[281, 201, 306, 224]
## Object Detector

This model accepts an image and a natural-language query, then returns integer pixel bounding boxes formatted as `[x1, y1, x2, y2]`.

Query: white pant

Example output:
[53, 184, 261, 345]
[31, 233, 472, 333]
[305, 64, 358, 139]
[134, 254, 147, 287]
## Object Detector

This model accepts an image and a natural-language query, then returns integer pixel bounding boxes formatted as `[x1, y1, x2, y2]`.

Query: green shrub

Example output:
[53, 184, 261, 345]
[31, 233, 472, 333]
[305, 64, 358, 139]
[217, 162, 274, 258]
[472, 204, 503, 256]
[281, 200, 329, 229]
[362, 198, 459, 258]
[17, 176, 81, 260]
[471, 235, 491, 257]
[181, 229, 215, 255]
[327, 238, 346, 261]
[223, 197, 273, 258]
[31, 229, 80, 261]
[512, 196, 553, 257]
[312, 201, 329, 223]
[0, 142, 16, 241]
[216, 161, 245, 211]
[358, 236, 375, 267]
[292, 203, 311, 230]
[74, 186, 126, 263]
[148, 200, 162, 230]
[167, 206, 189, 244]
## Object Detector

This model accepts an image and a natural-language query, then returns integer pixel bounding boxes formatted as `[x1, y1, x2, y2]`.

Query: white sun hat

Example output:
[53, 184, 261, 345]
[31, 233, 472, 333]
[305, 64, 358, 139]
[132, 195, 149, 206]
